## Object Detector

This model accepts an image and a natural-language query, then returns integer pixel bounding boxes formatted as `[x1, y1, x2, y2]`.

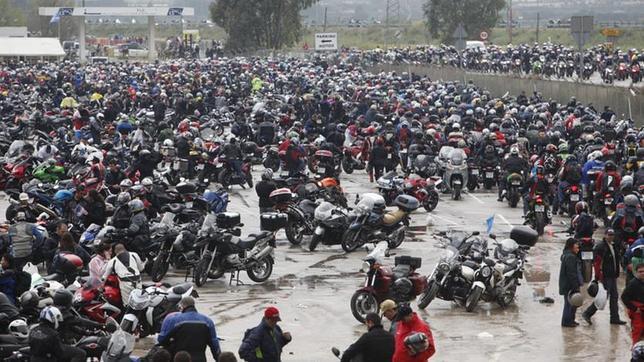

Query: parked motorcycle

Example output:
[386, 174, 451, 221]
[309, 201, 351, 252]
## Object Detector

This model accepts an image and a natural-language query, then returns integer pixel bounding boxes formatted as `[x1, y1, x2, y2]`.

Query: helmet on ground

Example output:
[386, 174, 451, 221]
[39, 306, 64, 329]
[53, 289, 73, 310]
[128, 199, 145, 213]
[8, 320, 28, 339]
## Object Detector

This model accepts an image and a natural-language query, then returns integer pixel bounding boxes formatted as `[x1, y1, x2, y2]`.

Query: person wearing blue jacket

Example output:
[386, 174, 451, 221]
[158, 296, 220, 362]
[239, 306, 292, 362]
[581, 151, 605, 197]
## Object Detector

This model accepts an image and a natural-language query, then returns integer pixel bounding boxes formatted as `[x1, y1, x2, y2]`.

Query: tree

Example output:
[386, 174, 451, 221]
[424, 0, 505, 43]
[210, 0, 317, 51]
[0, 0, 26, 27]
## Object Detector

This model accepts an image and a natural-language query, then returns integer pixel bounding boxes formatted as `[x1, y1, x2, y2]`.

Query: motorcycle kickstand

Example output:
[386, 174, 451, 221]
[229, 271, 246, 286]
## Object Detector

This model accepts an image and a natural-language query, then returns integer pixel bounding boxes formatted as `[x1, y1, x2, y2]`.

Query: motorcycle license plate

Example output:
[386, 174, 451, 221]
[318, 167, 325, 174]
[387, 154, 392, 159]
[535, 205, 545, 212]
[453, 180, 462, 185]
[471, 169, 479, 176]
[486, 172, 494, 178]
[605, 198, 613, 205]
[511, 181, 521, 185]
[314, 226, 324, 235]
[196, 164, 205, 170]
[581, 251, 593, 260]
[570, 194, 579, 202]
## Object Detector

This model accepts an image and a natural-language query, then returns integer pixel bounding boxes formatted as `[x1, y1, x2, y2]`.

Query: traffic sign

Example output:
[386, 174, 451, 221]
[452, 24, 468, 40]
[480, 31, 489, 40]
[315, 33, 337, 51]
[601, 28, 621, 37]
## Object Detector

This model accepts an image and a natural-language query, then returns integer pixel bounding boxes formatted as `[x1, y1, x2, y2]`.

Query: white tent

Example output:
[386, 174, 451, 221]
[0, 37, 65, 58]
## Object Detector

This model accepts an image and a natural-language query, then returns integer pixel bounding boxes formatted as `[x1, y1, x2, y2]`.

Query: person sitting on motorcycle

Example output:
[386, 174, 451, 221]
[71, 137, 98, 161]
[87, 155, 105, 181]
[446, 122, 464, 146]
[220, 137, 244, 178]
[105, 159, 126, 191]
[285, 137, 306, 177]
[556, 155, 583, 214]
[120, 199, 150, 255]
[13, 193, 39, 222]
[102, 243, 144, 308]
[480, 143, 500, 174]
[523, 165, 551, 218]
[611, 194, 644, 251]
[29, 306, 86, 362]
[406, 131, 428, 172]
[582, 150, 605, 197]
[624, 156, 639, 176]
[231, 118, 253, 141]
[128, 149, 159, 180]
[595, 160, 622, 209]
[617, 175, 641, 206]
[571, 202, 597, 239]
[256, 115, 276, 146]
[256, 169, 277, 213]
[498, 147, 527, 201]
[140, 177, 160, 219]
[327, 123, 346, 149]
[624, 227, 644, 281]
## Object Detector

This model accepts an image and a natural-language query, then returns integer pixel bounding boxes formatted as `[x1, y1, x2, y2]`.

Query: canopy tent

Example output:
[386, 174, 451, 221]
[0, 38, 65, 58]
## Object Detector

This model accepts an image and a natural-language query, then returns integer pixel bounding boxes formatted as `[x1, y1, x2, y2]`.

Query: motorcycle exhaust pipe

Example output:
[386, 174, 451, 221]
[252, 245, 273, 261]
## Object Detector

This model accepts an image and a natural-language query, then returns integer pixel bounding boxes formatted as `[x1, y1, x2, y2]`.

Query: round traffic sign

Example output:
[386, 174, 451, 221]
[480, 31, 489, 40]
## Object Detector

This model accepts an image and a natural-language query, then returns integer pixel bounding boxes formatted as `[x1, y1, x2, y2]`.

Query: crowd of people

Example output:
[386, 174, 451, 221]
[0, 45, 642, 361]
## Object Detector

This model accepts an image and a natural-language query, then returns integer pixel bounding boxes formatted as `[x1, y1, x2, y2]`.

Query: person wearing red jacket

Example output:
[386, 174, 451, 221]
[594, 160, 621, 194]
[622, 262, 644, 345]
[393, 305, 436, 362]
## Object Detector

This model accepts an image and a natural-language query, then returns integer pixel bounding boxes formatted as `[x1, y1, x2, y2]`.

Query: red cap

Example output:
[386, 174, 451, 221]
[264, 306, 281, 321]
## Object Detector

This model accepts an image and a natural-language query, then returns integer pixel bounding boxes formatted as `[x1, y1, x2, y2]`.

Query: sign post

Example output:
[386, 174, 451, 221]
[315, 33, 338, 51]
[452, 23, 468, 52]
[570, 16, 593, 82]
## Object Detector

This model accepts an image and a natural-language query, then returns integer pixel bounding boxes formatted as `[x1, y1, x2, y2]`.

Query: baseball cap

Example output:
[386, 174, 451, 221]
[380, 299, 397, 314]
[264, 306, 281, 321]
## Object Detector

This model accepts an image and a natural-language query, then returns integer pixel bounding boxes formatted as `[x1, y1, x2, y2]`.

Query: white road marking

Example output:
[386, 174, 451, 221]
[465, 191, 485, 204]
[433, 214, 459, 225]
[498, 214, 513, 229]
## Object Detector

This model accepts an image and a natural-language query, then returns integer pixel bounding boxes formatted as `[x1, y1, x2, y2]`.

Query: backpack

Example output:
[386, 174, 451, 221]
[575, 213, 594, 238]
[566, 164, 582, 184]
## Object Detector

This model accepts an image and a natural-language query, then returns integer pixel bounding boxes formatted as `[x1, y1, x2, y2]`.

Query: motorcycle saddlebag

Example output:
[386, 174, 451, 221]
[216, 212, 241, 229]
[394, 255, 422, 270]
[394, 194, 420, 212]
[510, 226, 538, 247]
[176, 181, 197, 194]
[269, 188, 293, 204]
[408, 274, 427, 296]
[260, 212, 288, 231]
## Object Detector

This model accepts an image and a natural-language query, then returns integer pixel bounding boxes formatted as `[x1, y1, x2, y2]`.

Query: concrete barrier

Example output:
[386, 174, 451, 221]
[367, 64, 644, 124]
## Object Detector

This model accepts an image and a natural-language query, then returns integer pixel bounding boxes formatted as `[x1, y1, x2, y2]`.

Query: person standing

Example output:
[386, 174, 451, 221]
[622, 262, 644, 346]
[341, 312, 394, 362]
[392, 304, 436, 362]
[238, 306, 291, 362]
[7, 212, 44, 270]
[582, 229, 627, 325]
[559, 238, 582, 327]
[380, 299, 398, 334]
[102, 243, 144, 306]
[158, 296, 220, 362]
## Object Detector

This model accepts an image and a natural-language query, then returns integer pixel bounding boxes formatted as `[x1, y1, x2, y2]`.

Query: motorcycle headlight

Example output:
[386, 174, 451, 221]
[361, 261, 371, 272]
[481, 266, 491, 278]
[438, 263, 450, 274]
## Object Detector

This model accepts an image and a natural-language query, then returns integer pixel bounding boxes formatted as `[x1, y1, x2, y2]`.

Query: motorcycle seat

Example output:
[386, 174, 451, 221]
[462, 260, 480, 270]
[171, 283, 192, 296]
[237, 231, 271, 249]
[382, 210, 406, 226]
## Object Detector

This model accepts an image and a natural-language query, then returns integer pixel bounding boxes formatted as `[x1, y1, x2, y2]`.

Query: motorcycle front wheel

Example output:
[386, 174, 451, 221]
[534, 212, 545, 236]
[309, 233, 322, 252]
[497, 283, 517, 308]
[465, 286, 484, 312]
[350, 290, 378, 323]
[193, 257, 212, 287]
[285, 218, 305, 245]
[342, 157, 354, 174]
[341, 229, 363, 253]
[387, 230, 405, 249]
[247, 256, 273, 282]
[423, 191, 439, 212]
[150, 252, 170, 282]
[417, 280, 439, 309]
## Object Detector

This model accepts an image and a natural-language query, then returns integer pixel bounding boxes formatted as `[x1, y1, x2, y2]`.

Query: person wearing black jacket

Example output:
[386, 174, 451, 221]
[559, 238, 582, 327]
[622, 262, 644, 345]
[498, 148, 527, 201]
[582, 229, 627, 325]
[0, 292, 19, 332]
[368, 137, 388, 182]
[255, 170, 277, 213]
[29, 306, 86, 362]
[83, 190, 107, 227]
[341, 313, 394, 362]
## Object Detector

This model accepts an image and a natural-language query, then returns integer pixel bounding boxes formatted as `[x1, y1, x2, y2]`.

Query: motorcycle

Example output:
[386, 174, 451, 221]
[377, 172, 440, 212]
[269, 188, 315, 245]
[527, 194, 550, 235]
[443, 147, 468, 200]
[562, 183, 583, 217]
[148, 213, 201, 282]
[32, 160, 65, 183]
[192, 212, 284, 286]
[341, 194, 418, 252]
[579, 237, 594, 282]
[467, 160, 480, 192]
[309, 201, 351, 252]
[506, 173, 523, 208]
[73, 275, 122, 324]
[350, 241, 426, 323]
[262, 145, 281, 172]
[481, 163, 498, 190]
[631, 62, 641, 83]
[217, 155, 253, 189]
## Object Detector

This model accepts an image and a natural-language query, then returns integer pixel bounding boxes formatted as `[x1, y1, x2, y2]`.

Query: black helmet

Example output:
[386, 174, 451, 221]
[604, 160, 617, 172]
[414, 131, 423, 140]
[19, 290, 39, 311]
[53, 289, 73, 310]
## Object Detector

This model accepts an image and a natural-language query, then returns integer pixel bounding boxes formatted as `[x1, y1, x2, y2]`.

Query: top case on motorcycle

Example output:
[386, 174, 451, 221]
[236, 231, 272, 250]
[382, 209, 406, 226]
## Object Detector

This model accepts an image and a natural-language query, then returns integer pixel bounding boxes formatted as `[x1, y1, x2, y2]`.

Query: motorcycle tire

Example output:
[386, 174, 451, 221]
[150, 253, 169, 282]
[341, 229, 362, 253]
[582, 260, 593, 283]
[465, 286, 484, 312]
[452, 184, 462, 200]
[423, 191, 439, 212]
[484, 179, 494, 190]
[467, 180, 477, 192]
[208, 257, 226, 280]
[193, 257, 211, 287]
[497, 284, 517, 308]
[568, 202, 576, 218]
[508, 193, 519, 208]
[263, 158, 280, 172]
[342, 158, 354, 174]
[350, 290, 378, 323]
[417, 280, 439, 309]
[387, 230, 405, 249]
[4, 204, 17, 222]
[246, 173, 253, 188]
[218, 170, 231, 188]
[535, 213, 545, 236]
[247, 255, 274, 283]
[309, 233, 322, 252]
[285, 218, 304, 245]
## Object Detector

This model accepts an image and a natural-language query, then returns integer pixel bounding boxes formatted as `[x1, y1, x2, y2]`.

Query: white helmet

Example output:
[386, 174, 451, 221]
[588, 150, 603, 161]
[39, 306, 63, 329]
[163, 139, 174, 147]
[141, 177, 153, 191]
[452, 123, 461, 131]
[9, 319, 29, 339]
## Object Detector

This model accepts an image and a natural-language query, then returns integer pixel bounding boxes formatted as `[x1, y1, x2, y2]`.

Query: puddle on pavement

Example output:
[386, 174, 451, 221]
[524, 266, 551, 283]
[309, 254, 348, 268]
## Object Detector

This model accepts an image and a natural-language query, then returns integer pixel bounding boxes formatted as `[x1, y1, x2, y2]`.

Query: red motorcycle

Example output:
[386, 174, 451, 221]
[631, 63, 641, 83]
[2, 156, 34, 190]
[617, 62, 628, 81]
[350, 242, 427, 323]
[73, 275, 122, 324]
[342, 138, 370, 174]
[377, 172, 441, 211]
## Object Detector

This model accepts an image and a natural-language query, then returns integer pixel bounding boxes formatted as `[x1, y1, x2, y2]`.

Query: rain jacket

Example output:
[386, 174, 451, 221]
[393, 313, 436, 362]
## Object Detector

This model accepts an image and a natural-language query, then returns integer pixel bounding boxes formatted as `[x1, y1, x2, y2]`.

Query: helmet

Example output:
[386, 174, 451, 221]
[139, 149, 151, 157]
[261, 169, 273, 181]
[587, 280, 599, 298]
[290, 137, 300, 146]
[457, 140, 467, 148]
[119, 179, 133, 189]
[39, 306, 64, 329]
[8, 320, 28, 339]
[621, 175, 634, 191]
[128, 199, 145, 213]
[53, 289, 73, 310]
[489, 123, 499, 132]
[558, 143, 569, 153]
[546, 144, 557, 154]
[588, 150, 602, 161]
[638, 226, 644, 237]
[568, 290, 584, 307]
[336, 123, 346, 132]
[510, 147, 519, 156]
[141, 177, 153, 191]
[414, 131, 423, 140]
[117, 192, 131, 205]
[163, 139, 174, 147]
[575, 201, 588, 214]
[404, 332, 430, 355]
[452, 123, 461, 131]
[624, 194, 639, 207]
[19, 290, 39, 311]
[53, 190, 73, 203]
[604, 160, 617, 172]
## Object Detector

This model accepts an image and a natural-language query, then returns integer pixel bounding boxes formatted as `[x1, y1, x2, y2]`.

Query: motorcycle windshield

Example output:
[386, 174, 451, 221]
[105, 330, 135, 357]
[365, 241, 388, 264]
[160, 212, 176, 225]
[314, 201, 334, 221]
[449, 149, 465, 166]
[438, 146, 454, 161]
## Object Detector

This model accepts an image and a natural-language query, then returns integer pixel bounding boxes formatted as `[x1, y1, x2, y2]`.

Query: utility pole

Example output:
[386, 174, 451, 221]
[384, 0, 400, 50]
[507, 0, 513, 44]
[536, 12, 540, 43]
[323, 7, 327, 31]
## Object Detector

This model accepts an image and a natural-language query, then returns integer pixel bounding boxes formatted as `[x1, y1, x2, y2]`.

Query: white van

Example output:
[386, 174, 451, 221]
[466, 41, 486, 52]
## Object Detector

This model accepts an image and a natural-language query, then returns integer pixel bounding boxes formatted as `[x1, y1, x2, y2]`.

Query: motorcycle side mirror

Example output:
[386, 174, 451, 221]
[331, 347, 341, 358]
[489, 233, 497, 240]
[472, 231, 480, 236]
[354, 194, 360, 205]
